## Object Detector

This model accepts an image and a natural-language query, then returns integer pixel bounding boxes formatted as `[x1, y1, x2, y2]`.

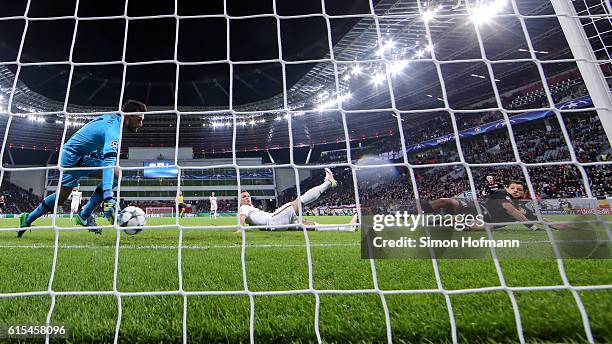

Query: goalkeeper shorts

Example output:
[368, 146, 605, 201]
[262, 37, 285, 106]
[60, 152, 107, 188]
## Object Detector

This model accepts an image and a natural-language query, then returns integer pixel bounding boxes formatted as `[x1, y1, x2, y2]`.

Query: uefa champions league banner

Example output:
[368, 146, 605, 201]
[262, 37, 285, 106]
[406, 95, 593, 153]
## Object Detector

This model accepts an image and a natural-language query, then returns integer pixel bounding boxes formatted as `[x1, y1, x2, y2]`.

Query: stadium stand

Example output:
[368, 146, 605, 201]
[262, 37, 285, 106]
[1, 80, 610, 215]
[0, 181, 40, 214]
[281, 96, 611, 206]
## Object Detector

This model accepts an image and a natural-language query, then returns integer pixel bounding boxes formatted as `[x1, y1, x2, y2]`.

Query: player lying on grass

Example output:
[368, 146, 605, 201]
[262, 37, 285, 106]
[239, 168, 358, 231]
[422, 180, 574, 231]
[18, 100, 146, 237]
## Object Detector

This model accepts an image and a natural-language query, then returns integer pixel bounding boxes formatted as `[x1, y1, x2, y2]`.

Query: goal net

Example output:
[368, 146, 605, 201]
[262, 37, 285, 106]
[0, 0, 611, 343]
[145, 207, 175, 218]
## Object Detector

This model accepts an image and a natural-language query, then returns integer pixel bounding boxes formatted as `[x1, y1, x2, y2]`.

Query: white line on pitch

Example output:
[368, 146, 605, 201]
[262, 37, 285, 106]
[0, 240, 607, 251]
[0, 243, 360, 250]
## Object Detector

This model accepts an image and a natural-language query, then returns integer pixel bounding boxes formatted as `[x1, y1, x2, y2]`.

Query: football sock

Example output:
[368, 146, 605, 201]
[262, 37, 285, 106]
[27, 193, 56, 225]
[300, 180, 331, 205]
[80, 180, 117, 219]
[315, 224, 353, 231]
[315, 224, 337, 231]
[80, 186, 104, 219]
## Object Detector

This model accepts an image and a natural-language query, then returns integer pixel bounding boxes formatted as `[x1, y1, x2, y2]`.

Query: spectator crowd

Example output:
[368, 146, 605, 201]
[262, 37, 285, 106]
[1, 78, 610, 215]
[0, 181, 40, 214]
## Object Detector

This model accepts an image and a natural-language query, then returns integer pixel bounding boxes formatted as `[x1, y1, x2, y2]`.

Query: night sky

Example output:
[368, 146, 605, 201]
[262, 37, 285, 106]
[0, 0, 597, 161]
[0, 0, 377, 108]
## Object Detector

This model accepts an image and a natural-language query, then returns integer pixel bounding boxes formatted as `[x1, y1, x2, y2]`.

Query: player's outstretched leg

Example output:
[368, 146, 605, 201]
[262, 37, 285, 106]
[347, 212, 359, 231]
[19, 187, 72, 237]
[308, 213, 359, 231]
[18, 193, 57, 237]
[24, 193, 56, 226]
[294, 168, 337, 211]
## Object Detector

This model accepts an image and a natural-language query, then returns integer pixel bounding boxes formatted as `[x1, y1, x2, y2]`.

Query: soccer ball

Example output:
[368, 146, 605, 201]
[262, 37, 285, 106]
[119, 206, 146, 235]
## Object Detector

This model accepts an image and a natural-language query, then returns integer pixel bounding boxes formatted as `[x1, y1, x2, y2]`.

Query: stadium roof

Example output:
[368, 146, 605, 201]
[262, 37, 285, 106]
[0, 0, 582, 155]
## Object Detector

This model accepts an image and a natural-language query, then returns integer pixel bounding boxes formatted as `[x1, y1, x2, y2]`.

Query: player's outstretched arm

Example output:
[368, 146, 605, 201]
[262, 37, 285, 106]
[239, 214, 248, 228]
[234, 214, 252, 233]
[500, 202, 569, 230]
[502, 202, 530, 222]
[501, 201, 550, 231]
[531, 216, 577, 231]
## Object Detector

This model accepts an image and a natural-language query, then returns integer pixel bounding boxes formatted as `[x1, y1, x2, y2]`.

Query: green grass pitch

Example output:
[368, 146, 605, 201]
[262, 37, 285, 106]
[0, 215, 610, 343]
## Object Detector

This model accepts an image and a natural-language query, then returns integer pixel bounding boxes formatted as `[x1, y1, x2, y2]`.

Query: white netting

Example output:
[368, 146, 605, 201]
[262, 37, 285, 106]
[575, 0, 612, 87]
[0, 0, 611, 343]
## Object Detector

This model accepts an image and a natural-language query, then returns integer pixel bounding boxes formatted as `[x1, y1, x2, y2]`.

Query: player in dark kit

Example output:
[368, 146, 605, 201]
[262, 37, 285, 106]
[423, 180, 572, 231]
[482, 175, 502, 197]
[559, 199, 572, 213]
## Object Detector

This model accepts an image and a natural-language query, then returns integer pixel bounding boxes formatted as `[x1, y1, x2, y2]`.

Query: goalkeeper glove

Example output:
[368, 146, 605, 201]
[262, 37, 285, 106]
[103, 190, 118, 224]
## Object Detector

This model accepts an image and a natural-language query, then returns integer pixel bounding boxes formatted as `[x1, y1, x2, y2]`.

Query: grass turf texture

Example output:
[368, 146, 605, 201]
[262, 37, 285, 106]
[0, 216, 610, 343]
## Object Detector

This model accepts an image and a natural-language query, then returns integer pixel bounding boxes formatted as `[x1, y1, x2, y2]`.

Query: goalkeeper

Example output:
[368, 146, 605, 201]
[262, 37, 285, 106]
[17, 100, 146, 237]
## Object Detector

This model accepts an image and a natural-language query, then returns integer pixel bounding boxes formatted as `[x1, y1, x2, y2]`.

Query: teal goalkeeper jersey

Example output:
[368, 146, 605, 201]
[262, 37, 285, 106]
[63, 113, 121, 192]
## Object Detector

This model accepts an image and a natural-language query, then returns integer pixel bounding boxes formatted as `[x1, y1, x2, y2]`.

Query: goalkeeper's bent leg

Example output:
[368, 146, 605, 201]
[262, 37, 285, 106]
[80, 180, 117, 219]
[79, 186, 104, 219]
[26, 193, 57, 225]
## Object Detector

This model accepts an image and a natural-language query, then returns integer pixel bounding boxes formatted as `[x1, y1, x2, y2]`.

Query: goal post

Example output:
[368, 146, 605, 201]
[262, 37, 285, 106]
[550, 0, 612, 146]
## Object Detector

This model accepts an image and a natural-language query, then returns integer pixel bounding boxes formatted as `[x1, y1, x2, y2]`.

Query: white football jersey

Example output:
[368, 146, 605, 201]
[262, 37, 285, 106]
[71, 191, 82, 205]
[240, 204, 272, 226]
[210, 196, 217, 207]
